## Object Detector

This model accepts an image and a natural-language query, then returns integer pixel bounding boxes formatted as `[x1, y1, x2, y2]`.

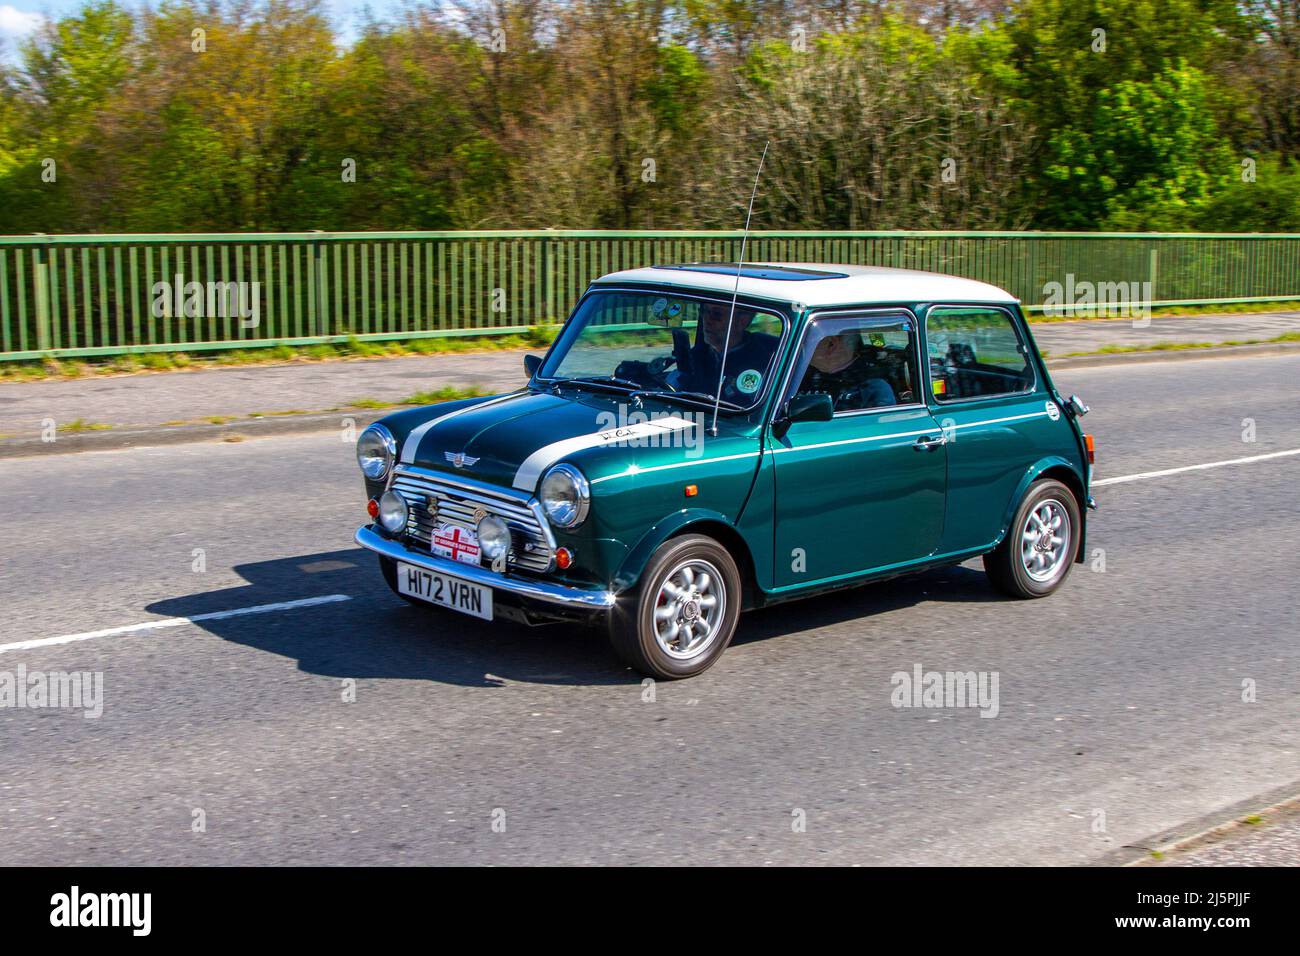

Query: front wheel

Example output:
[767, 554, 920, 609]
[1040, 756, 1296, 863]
[608, 534, 742, 679]
[984, 479, 1080, 598]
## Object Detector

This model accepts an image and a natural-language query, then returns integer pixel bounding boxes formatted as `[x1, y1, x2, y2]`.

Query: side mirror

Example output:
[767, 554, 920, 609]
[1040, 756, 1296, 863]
[1067, 394, 1089, 417]
[772, 392, 833, 440]
[524, 354, 543, 378]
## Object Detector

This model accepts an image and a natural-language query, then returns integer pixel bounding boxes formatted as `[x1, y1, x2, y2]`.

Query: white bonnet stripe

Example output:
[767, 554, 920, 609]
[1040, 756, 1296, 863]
[398, 392, 522, 464]
[512, 416, 698, 490]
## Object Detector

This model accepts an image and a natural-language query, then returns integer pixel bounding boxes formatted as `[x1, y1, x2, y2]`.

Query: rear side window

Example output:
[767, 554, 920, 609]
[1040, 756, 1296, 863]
[926, 307, 1034, 402]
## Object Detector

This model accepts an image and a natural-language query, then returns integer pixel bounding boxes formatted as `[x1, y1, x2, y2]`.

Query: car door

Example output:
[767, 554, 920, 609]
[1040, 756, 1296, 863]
[922, 303, 1053, 554]
[769, 310, 947, 589]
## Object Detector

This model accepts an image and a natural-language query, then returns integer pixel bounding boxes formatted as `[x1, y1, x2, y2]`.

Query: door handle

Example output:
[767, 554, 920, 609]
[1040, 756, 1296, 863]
[913, 434, 947, 451]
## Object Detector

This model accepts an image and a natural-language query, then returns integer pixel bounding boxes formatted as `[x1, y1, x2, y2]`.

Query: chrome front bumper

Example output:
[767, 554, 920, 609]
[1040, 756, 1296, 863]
[355, 526, 615, 610]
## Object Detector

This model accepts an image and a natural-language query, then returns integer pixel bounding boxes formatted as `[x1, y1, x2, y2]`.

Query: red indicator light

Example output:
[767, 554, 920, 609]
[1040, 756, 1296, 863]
[367, 498, 380, 518]
[555, 547, 573, 570]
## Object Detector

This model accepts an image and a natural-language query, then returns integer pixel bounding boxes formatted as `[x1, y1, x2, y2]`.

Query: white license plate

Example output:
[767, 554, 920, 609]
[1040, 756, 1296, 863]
[396, 562, 493, 621]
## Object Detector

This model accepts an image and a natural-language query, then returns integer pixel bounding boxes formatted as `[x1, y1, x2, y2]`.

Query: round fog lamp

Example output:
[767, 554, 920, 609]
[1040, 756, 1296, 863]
[477, 515, 511, 561]
[377, 490, 409, 534]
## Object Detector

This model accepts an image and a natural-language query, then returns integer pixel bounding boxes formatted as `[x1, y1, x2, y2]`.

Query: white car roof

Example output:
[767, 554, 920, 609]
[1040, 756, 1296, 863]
[591, 262, 1018, 307]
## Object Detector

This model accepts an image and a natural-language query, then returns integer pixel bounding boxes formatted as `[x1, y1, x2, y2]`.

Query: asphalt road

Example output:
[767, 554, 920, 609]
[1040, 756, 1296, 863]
[0, 352, 1296, 865]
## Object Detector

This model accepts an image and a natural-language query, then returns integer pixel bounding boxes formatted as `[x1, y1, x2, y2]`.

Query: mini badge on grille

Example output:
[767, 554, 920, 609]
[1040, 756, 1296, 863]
[446, 451, 479, 468]
[472, 506, 489, 524]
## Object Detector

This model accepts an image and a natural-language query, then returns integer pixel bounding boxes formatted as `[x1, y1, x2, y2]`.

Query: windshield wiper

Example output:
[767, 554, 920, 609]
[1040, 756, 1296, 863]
[635, 388, 743, 411]
[551, 375, 642, 394]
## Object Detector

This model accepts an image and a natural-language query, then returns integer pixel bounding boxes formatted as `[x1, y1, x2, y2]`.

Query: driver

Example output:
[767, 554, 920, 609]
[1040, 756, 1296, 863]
[798, 329, 896, 411]
[685, 302, 778, 404]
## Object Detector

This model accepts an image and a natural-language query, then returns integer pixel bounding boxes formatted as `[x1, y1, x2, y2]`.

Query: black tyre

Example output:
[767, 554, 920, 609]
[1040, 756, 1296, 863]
[608, 534, 742, 679]
[984, 478, 1080, 598]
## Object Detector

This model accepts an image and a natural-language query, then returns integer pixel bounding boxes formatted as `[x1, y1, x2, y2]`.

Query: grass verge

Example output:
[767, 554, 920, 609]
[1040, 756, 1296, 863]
[61, 419, 113, 433]
[4, 299, 1299, 381]
[0, 328, 559, 383]
[1027, 300, 1300, 323]
[91, 385, 496, 432]
[1047, 330, 1300, 358]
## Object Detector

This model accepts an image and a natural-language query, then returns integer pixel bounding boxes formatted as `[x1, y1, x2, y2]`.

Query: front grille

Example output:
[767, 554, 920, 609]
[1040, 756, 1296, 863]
[389, 467, 555, 573]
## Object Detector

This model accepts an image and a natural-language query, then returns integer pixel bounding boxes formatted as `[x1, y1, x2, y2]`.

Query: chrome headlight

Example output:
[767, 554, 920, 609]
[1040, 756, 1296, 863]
[357, 424, 397, 480]
[539, 463, 590, 529]
[477, 515, 511, 560]
[377, 489, 408, 534]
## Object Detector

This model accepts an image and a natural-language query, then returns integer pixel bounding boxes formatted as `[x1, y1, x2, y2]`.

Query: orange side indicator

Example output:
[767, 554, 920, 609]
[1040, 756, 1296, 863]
[684, 484, 698, 497]
[1084, 434, 1095, 465]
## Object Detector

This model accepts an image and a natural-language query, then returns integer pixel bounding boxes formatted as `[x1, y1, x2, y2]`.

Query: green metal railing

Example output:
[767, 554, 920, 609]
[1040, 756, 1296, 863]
[0, 230, 1297, 361]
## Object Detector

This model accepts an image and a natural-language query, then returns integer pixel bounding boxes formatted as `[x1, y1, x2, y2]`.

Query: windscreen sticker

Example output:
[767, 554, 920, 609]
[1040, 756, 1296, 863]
[735, 369, 763, 395]
[651, 297, 667, 316]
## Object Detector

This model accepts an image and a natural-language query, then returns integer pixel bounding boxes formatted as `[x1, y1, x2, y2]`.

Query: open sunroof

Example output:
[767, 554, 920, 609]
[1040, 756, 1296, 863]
[653, 263, 848, 281]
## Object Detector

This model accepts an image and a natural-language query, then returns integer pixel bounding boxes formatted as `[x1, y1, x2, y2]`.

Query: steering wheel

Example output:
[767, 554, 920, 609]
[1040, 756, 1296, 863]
[614, 357, 676, 390]
[648, 356, 678, 387]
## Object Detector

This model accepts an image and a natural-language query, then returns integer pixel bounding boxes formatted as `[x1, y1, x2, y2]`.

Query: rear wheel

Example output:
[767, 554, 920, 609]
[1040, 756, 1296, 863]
[608, 534, 742, 679]
[984, 479, 1080, 598]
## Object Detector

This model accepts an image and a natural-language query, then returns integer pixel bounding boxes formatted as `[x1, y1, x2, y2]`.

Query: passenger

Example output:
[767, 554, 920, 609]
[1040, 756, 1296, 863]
[799, 330, 896, 411]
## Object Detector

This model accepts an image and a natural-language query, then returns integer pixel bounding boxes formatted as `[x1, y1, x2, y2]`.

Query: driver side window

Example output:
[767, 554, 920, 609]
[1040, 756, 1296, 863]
[787, 313, 919, 414]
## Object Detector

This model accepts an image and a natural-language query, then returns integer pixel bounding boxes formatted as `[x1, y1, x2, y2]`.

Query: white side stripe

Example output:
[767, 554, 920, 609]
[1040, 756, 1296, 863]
[398, 392, 522, 464]
[769, 411, 1050, 456]
[769, 427, 934, 454]
[0, 595, 352, 655]
[512, 416, 700, 490]
[951, 411, 1049, 430]
[1093, 448, 1300, 486]
[591, 451, 762, 484]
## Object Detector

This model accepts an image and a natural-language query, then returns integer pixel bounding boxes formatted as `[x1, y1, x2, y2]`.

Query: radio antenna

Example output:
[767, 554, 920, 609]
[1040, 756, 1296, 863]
[710, 140, 769, 437]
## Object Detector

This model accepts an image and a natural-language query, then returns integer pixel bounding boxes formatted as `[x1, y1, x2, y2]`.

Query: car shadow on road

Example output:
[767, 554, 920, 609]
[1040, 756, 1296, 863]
[145, 547, 629, 689]
[733, 561, 1008, 650]
[146, 547, 1011, 688]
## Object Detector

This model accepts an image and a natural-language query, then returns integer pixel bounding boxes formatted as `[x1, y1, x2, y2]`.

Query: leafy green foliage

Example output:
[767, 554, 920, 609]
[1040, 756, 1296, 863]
[1, 0, 1297, 233]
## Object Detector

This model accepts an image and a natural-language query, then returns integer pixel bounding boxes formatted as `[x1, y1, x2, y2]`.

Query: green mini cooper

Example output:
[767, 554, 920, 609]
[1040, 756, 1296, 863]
[355, 263, 1095, 679]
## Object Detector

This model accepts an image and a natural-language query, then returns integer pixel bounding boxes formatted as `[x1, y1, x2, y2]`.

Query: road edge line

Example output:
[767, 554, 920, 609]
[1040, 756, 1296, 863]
[1088, 781, 1300, 867]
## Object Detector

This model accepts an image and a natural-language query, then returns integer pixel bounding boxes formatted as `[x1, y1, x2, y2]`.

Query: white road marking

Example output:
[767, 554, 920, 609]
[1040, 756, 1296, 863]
[0, 594, 351, 656]
[1093, 448, 1300, 487]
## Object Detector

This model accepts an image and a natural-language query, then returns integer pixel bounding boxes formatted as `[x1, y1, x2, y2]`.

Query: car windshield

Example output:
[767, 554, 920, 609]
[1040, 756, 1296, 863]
[537, 290, 786, 411]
